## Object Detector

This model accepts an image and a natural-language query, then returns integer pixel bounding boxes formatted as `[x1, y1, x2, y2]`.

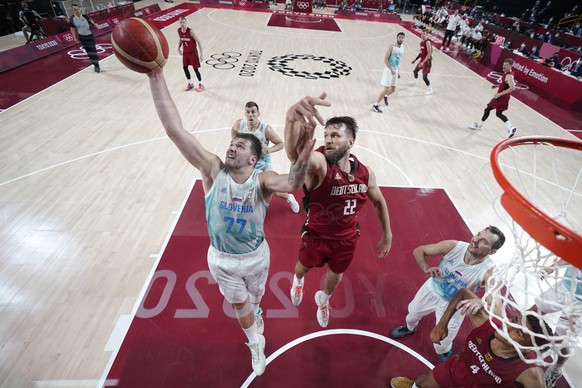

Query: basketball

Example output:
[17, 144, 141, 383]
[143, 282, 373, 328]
[111, 18, 169, 74]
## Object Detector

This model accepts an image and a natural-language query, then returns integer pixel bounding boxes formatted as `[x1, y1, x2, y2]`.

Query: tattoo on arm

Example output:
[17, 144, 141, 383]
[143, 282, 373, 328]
[288, 159, 309, 187]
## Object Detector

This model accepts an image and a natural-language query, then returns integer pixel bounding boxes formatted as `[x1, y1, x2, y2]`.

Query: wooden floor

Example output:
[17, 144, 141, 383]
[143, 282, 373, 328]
[0, 1, 580, 387]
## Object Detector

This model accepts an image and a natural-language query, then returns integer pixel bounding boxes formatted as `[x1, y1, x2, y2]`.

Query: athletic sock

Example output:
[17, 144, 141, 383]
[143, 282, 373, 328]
[318, 291, 330, 305]
[293, 274, 304, 286]
[243, 324, 259, 344]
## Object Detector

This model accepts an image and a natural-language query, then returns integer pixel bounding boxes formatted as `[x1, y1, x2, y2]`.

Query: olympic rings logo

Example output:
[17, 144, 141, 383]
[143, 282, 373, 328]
[238, 0, 246, 5]
[296, 1, 310, 9]
[486, 71, 529, 90]
[67, 43, 112, 60]
[267, 54, 352, 80]
[205, 52, 242, 70]
[62, 33, 74, 43]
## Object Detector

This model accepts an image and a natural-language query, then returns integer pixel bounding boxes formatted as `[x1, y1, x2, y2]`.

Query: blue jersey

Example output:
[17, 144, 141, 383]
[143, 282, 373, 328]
[432, 241, 494, 301]
[205, 169, 268, 254]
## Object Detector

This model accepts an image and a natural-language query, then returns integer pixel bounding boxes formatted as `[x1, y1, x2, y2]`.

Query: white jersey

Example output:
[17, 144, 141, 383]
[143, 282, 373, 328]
[238, 119, 271, 171]
[388, 43, 404, 71]
[205, 169, 268, 254]
[431, 241, 493, 301]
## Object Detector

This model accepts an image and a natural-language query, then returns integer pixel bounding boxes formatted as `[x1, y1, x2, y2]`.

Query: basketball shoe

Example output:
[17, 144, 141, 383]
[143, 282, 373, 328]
[254, 308, 264, 335]
[544, 367, 563, 388]
[508, 127, 517, 138]
[185, 83, 194, 91]
[290, 283, 304, 306]
[390, 324, 417, 338]
[315, 290, 330, 327]
[287, 194, 300, 213]
[469, 122, 482, 131]
[372, 104, 383, 113]
[246, 334, 266, 376]
[390, 377, 414, 388]
[408, 79, 418, 86]
[196, 84, 205, 92]
[425, 86, 433, 95]
[438, 349, 453, 362]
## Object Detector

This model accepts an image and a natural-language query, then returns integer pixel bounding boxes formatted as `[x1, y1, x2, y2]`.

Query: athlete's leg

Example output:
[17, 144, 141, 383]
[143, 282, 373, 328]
[183, 66, 191, 81]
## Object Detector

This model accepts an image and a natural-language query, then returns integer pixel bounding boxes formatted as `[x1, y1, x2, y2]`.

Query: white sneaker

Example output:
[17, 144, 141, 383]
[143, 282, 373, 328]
[425, 87, 433, 95]
[408, 79, 418, 86]
[254, 308, 264, 335]
[469, 122, 482, 131]
[287, 194, 300, 213]
[315, 290, 330, 328]
[544, 368, 563, 388]
[290, 283, 304, 306]
[508, 127, 517, 138]
[246, 334, 266, 376]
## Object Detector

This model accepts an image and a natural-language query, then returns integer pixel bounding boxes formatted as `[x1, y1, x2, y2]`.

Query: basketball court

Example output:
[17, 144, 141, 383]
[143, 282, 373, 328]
[0, 1, 580, 387]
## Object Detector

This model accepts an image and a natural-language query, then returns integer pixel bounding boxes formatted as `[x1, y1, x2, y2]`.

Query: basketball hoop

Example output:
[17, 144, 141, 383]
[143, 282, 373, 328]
[482, 136, 582, 366]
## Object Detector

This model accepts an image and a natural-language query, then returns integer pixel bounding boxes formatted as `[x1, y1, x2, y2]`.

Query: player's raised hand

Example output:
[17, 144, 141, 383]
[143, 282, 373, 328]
[285, 93, 331, 162]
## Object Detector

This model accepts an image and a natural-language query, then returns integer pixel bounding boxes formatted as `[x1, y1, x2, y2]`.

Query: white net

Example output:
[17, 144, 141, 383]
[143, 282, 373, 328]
[479, 137, 582, 366]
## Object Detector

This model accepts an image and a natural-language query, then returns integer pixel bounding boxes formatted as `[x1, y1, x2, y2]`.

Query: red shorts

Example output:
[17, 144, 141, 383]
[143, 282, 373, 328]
[183, 51, 201, 68]
[298, 231, 360, 273]
[415, 59, 432, 74]
[432, 355, 476, 388]
[487, 95, 509, 111]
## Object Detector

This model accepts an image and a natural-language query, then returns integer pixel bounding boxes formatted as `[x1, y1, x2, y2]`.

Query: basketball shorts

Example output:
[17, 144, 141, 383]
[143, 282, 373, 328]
[183, 51, 201, 68]
[298, 231, 360, 274]
[535, 282, 582, 336]
[207, 240, 270, 304]
[415, 59, 432, 74]
[487, 95, 509, 111]
[380, 67, 398, 87]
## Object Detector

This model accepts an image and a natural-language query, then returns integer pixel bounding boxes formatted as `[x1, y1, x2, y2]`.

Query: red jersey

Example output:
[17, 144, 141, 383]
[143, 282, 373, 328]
[303, 146, 369, 240]
[419, 39, 430, 61]
[178, 27, 197, 54]
[497, 71, 514, 94]
[434, 319, 536, 387]
[488, 71, 513, 110]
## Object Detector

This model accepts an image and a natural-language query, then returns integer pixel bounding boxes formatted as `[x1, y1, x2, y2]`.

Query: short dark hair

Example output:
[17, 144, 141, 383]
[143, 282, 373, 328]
[397, 32, 405, 38]
[526, 314, 553, 348]
[234, 133, 262, 159]
[504, 58, 515, 65]
[72, 3, 79, 7]
[245, 101, 259, 111]
[486, 225, 505, 250]
[325, 116, 358, 140]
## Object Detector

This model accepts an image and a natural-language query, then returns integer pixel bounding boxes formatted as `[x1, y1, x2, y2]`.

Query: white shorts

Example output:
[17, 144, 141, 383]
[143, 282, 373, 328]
[535, 282, 582, 336]
[207, 240, 270, 304]
[380, 67, 398, 87]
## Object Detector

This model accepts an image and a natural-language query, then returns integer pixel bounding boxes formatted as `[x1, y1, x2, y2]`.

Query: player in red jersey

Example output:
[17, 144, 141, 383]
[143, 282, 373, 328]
[390, 287, 549, 388]
[178, 17, 204, 92]
[469, 58, 517, 138]
[285, 98, 393, 327]
[410, 30, 433, 95]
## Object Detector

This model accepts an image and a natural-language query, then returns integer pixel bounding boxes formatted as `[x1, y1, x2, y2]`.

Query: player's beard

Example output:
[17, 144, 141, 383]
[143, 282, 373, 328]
[326, 144, 348, 164]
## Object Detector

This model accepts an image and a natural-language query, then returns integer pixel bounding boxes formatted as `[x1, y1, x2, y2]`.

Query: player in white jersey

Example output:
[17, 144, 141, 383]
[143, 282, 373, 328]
[372, 32, 405, 113]
[531, 261, 582, 387]
[147, 69, 330, 376]
[390, 226, 505, 362]
[231, 101, 300, 213]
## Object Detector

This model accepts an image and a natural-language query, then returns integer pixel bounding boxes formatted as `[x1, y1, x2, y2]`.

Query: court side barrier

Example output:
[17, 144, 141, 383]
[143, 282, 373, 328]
[0, 3, 161, 74]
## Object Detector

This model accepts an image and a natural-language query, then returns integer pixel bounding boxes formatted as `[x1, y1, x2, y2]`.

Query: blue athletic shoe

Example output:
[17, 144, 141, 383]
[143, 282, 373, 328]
[390, 325, 416, 338]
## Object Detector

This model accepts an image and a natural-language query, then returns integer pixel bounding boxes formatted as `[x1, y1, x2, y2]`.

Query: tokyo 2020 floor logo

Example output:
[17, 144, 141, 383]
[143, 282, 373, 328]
[267, 54, 352, 79]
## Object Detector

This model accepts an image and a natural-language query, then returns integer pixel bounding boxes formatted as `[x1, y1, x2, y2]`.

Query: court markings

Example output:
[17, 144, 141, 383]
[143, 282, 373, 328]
[240, 328, 435, 387]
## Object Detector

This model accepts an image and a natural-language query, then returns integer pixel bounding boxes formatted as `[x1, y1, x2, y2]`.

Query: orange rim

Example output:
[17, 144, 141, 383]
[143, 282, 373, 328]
[490, 136, 582, 268]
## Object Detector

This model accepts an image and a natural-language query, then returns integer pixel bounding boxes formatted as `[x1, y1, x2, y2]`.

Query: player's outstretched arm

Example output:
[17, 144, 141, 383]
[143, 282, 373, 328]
[263, 120, 315, 195]
[148, 70, 222, 179]
[366, 168, 392, 258]
[284, 92, 330, 163]
[412, 240, 457, 277]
